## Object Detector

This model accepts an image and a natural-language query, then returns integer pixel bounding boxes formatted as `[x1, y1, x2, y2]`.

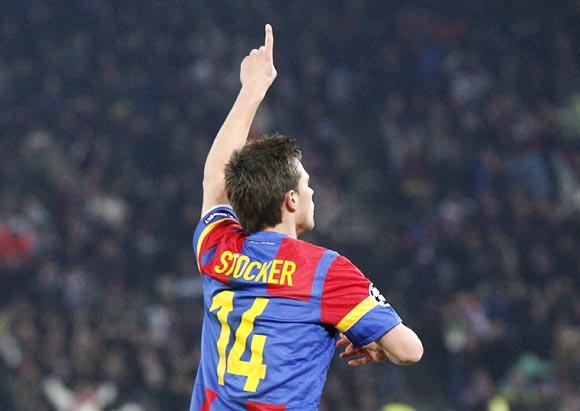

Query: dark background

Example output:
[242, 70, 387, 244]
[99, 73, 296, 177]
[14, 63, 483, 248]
[1, 1, 579, 410]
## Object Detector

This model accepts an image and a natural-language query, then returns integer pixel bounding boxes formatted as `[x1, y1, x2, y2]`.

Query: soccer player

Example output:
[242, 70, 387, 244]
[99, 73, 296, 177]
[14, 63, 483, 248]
[191, 24, 423, 410]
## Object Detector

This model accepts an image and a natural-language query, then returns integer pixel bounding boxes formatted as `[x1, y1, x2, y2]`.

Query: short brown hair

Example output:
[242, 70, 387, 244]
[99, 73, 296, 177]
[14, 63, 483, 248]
[225, 133, 302, 234]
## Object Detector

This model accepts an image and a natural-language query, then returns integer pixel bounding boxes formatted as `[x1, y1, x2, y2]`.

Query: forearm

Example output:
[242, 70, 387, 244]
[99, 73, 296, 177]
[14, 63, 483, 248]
[203, 88, 263, 186]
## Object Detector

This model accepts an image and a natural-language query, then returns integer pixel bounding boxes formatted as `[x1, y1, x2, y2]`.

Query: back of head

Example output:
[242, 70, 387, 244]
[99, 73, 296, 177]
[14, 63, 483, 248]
[225, 133, 302, 234]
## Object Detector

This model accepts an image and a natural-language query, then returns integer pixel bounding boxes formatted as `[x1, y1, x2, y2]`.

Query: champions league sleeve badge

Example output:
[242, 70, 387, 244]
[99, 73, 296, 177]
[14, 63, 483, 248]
[369, 283, 390, 307]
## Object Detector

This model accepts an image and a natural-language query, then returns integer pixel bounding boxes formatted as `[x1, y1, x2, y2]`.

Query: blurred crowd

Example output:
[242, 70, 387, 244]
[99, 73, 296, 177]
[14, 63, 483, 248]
[1, 1, 579, 410]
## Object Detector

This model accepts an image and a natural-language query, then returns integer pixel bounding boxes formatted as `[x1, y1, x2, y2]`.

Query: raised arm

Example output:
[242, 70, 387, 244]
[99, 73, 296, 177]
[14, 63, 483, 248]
[201, 24, 277, 215]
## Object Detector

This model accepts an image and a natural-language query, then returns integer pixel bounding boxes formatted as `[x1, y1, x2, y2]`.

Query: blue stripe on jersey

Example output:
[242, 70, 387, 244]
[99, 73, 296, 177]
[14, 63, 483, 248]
[228, 231, 285, 293]
[243, 231, 286, 264]
[310, 250, 338, 317]
[201, 247, 217, 267]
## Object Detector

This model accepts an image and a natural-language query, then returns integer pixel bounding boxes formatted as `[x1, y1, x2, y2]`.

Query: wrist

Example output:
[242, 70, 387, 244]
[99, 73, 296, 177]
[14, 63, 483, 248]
[239, 86, 267, 104]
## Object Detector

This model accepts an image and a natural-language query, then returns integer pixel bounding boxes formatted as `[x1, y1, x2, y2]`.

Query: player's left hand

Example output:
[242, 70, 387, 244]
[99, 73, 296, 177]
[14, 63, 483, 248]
[336, 334, 388, 366]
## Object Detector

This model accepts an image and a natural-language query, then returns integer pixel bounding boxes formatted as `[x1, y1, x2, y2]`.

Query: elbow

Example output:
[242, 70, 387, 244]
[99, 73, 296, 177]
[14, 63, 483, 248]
[202, 176, 217, 190]
[379, 323, 424, 366]
[202, 176, 224, 193]
[202, 165, 225, 188]
[409, 343, 424, 364]
[396, 341, 424, 365]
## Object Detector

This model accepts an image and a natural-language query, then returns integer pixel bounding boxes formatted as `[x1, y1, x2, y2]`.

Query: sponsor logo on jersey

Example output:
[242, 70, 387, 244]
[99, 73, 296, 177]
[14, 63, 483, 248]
[204, 211, 236, 225]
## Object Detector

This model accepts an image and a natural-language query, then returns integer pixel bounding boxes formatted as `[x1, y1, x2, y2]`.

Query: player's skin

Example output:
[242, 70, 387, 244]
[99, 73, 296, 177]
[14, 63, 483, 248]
[336, 328, 423, 366]
[201, 24, 423, 367]
[201, 24, 277, 217]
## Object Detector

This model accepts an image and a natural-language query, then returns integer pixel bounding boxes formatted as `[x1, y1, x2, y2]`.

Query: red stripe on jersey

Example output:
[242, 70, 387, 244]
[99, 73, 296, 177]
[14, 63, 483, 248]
[201, 387, 218, 411]
[246, 401, 286, 411]
[200, 226, 246, 284]
[320, 255, 372, 326]
[198, 220, 240, 259]
[267, 238, 325, 301]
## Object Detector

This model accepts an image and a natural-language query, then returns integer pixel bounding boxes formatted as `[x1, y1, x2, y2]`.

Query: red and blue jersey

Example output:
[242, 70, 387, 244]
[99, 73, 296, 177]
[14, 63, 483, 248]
[190, 205, 402, 411]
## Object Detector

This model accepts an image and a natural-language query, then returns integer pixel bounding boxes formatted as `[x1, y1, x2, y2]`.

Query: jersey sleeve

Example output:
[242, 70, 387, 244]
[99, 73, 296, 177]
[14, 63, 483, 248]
[320, 256, 402, 348]
[193, 205, 241, 273]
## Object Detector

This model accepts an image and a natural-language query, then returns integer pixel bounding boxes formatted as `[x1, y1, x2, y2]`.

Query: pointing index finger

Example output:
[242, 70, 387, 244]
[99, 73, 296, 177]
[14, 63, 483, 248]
[264, 24, 274, 59]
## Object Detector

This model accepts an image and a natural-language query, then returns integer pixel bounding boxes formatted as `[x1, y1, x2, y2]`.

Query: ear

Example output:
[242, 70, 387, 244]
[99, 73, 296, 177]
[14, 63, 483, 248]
[284, 190, 298, 213]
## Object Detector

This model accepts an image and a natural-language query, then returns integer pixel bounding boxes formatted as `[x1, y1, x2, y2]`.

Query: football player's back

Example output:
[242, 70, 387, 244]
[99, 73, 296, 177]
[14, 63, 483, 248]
[192, 209, 408, 410]
[193, 219, 338, 410]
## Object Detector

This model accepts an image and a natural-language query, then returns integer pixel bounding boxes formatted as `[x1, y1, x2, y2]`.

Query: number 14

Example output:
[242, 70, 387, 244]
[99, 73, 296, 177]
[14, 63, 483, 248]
[210, 290, 269, 392]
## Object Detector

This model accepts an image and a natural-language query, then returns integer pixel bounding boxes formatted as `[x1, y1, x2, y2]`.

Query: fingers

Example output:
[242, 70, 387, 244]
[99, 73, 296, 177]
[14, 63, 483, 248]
[348, 355, 373, 367]
[340, 350, 364, 359]
[339, 344, 366, 359]
[264, 23, 274, 60]
[336, 335, 350, 348]
[246, 25, 273, 60]
[343, 342, 355, 355]
[338, 341, 381, 366]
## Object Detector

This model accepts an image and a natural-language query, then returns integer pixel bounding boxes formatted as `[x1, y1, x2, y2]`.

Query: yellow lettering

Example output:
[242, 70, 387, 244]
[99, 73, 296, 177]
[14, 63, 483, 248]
[233, 255, 250, 278]
[215, 251, 234, 274]
[280, 260, 296, 286]
[215, 255, 296, 286]
[210, 291, 268, 392]
[254, 262, 271, 283]
[268, 260, 283, 284]
[224, 254, 239, 277]
[243, 261, 260, 281]
[209, 290, 234, 385]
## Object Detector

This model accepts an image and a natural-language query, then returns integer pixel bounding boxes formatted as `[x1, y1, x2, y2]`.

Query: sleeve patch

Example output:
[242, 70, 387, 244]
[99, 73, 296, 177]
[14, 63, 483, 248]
[203, 209, 237, 225]
[369, 283, 390, 307]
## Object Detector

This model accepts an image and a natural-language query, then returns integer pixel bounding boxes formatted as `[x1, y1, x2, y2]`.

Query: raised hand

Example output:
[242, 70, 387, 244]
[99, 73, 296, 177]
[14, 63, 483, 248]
[240, 24, 277, 100]
[336, 334, 388, 367]
[201, 24, 278, 215]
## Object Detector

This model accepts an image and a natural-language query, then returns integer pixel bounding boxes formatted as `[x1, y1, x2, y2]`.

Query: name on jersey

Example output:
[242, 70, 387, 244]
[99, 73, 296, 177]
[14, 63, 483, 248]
[214, 251, 296, 286]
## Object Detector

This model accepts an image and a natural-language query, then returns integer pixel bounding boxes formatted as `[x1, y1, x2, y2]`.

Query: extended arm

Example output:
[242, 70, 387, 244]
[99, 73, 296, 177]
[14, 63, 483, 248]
[201, 24, 277, 215]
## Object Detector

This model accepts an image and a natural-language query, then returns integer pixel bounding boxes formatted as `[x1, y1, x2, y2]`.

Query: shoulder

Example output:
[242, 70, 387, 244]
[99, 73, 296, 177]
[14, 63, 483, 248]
[282, 237, 332, 256]
[265, 237, 338, 301]
[280, 238, 341, 279]
[282, 238, 362, 276]
[194, 204, 244, 260]
[278, 237, 339, 266]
